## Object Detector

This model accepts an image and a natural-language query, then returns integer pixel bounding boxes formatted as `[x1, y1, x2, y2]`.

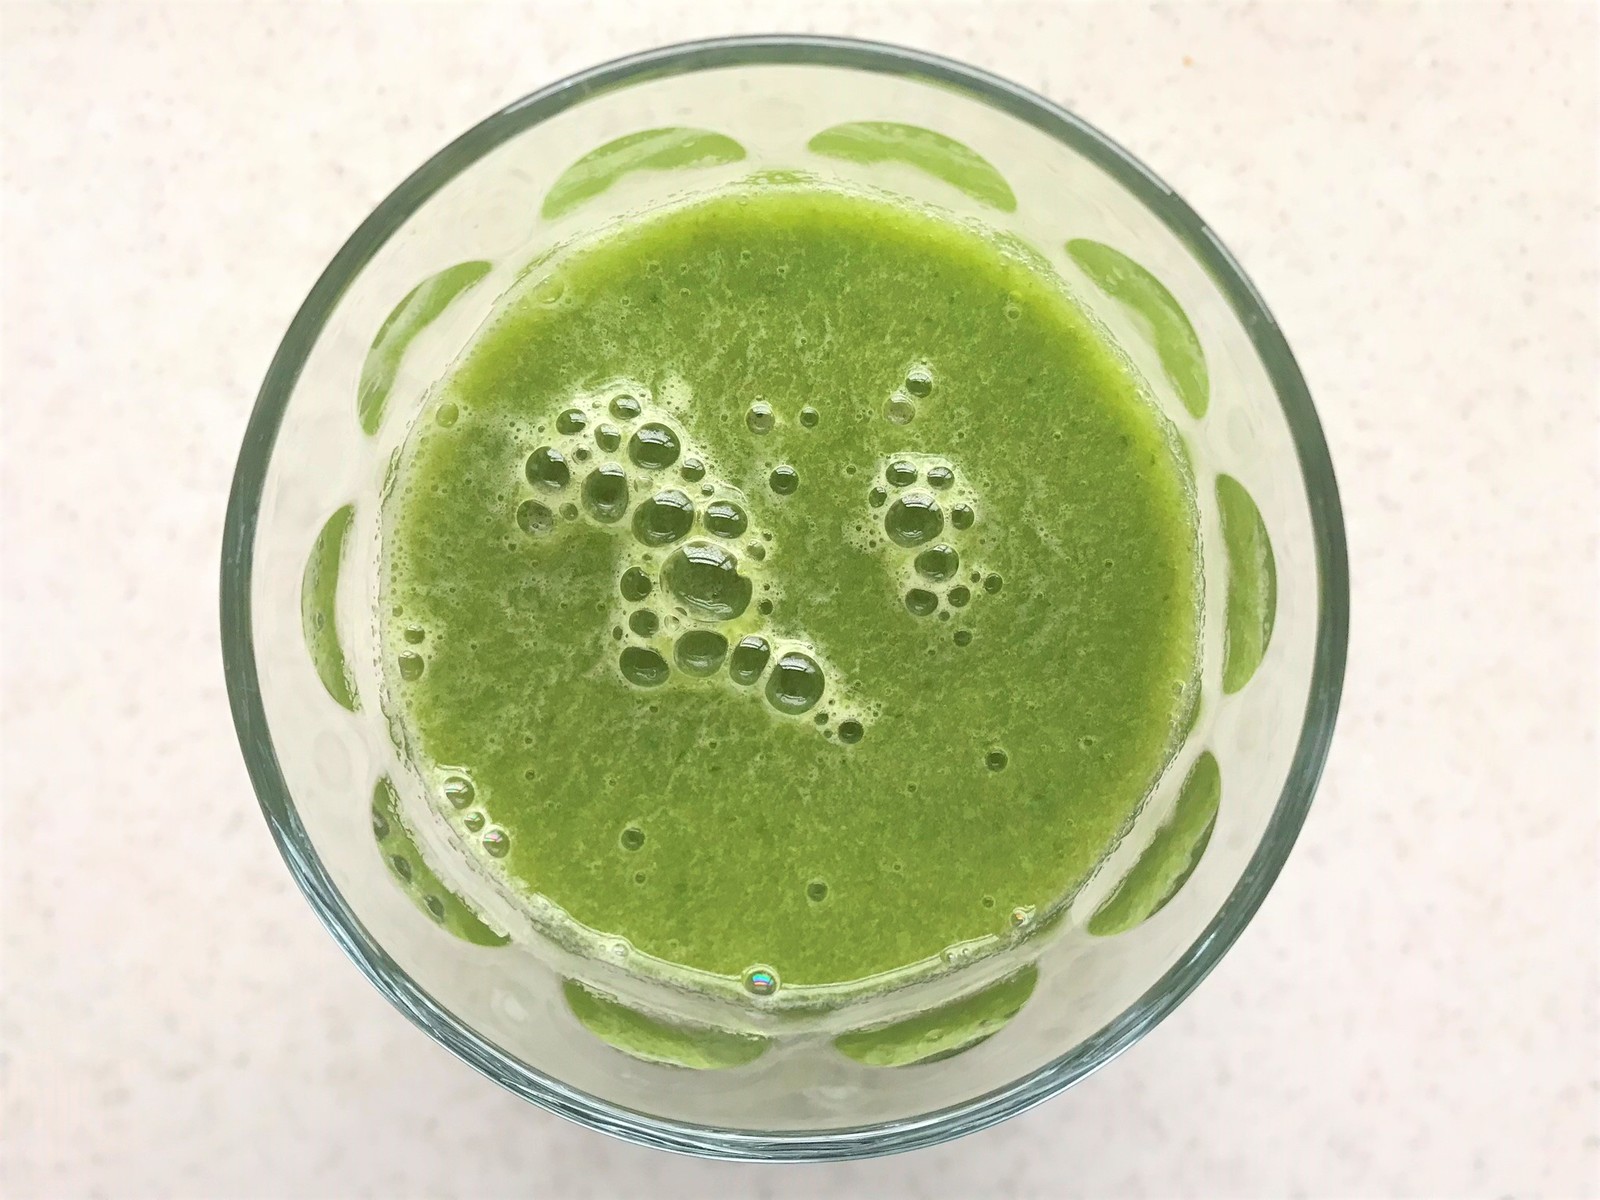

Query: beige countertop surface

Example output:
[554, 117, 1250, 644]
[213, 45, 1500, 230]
[2, 2, 1597, 1196]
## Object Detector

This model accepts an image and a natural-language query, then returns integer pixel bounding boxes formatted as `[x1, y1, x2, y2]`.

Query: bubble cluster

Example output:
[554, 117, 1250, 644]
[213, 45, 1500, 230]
[864, 454, 998, 637]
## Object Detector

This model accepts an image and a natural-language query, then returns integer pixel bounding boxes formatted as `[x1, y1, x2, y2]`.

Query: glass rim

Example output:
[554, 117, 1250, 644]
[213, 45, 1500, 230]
[220, 33, 1349, 1162]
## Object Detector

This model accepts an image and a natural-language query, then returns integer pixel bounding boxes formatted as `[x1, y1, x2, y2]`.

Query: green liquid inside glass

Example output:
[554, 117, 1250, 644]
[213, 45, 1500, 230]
[382, 186, 1200, 993]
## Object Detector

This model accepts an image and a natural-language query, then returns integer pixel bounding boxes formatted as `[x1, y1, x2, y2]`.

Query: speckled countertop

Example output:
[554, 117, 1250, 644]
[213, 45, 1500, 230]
[2, 3, 1596, 1197]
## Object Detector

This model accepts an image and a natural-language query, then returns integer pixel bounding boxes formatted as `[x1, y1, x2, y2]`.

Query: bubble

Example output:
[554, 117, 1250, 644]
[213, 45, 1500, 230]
[482, 828, 510, 858]
[948, 585, 971, 608]
[627, 422, 681, 470]
[984, 573, 1003, 594]
[703, 500, 748, 539]
[905, 367, 934, 398]
[619, 566, 652, 602]
[1010, 905, 1033, 927]
[573, 447, 590, 462]
[986, 750, 1009, 771]
[868, 485, 888, 508]
[610, 393, 642, 420]
[663, 541, 753, 621]
[595, 423, 622, 452]
[885, 395, 916, 425]
[799, 406, 819, 428]
[765, 651, 825, 715]
[904, 588, 938, 617]
[915, 544, 960, 582]
[525, 446, 570, 490]
[443, 776, 475, 809]
[619, 646, 669, 687]
[424, 894, 446, 921]
[951, 503, 976, 531]
[885, 492, 944, 547]
[389, 854, 412, 882]
[628, 609, 660, 637]
[982, 895, 996, 909]
[926, 465, 955, 490]
[675, 629, 728, 676]
[747, 543, 767, 562]
[757, 598, 773, 615]
[631, 489, 695, 546]
[463, 811, 486, 833]
[516, 499, 556, 536]
[581, 463, 630, 523]
[1004, 301, 1022, 321]
[403, 625, 425, 644]
[620, 825, 646, 851]
[769, 464, 800, 495]
[435, 402, 459, 427]
[743, 968, 779, 997]
[807, 880, 829, 903]
[556, 407, 588, 435]
[746, 402, 775, 434]
[728, 635, 771, 685]
[886, 460, 918, 487]
[560, 502, 578, 521]
[398, 653, 425, 681]
[838, 719, 864, 745]
[954, 629, 973, 646]
[680, 457, 706, 483]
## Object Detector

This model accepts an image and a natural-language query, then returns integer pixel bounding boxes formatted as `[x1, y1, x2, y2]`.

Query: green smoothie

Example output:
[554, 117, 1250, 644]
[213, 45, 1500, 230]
[381, 185, 1200, 997]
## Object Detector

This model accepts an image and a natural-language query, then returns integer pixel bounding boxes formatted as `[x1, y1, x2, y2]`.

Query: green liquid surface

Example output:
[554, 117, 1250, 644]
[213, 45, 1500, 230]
[382, 187, 1199, 992]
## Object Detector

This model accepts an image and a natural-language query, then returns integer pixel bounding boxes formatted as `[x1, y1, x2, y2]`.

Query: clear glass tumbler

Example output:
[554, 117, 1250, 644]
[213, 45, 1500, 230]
[221, 35, 1348, 1160]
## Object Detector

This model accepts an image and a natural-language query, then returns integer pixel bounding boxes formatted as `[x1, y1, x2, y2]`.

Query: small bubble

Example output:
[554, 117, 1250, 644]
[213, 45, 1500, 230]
[595, 423, 622, 452]
[954, 629, 973, 646]
[905, 368, 934, 398]
[885, 492, 944, 547]
[619, 645, 670, 687]
[573, 446, 590, 462]
[951, 503, 976, 531]
[746, 402, 775, 434]
[1079, 735, 1098, 750]
[675, 629, 729, 676]
[868, 485, 888, 508]
[435, 402, 459, 427]
[1004, 301, 1022, 321]
[559, 502, 578, 521]
[743, 967, 779, 996]
[627, 422, 681, 470]
[679, 457, 706, 483]
[885, 395, 916, 425]
[926, 465, 955, 490]
[525, 446, 570, 490]
[398, 653, 425, 681]
[403, 625, 425, 644]
[799, 405, 819, 428]
[915, 544, 960, 582]
[609, 394, 641, 420]
[765, 651, 825, 715]
[986, 749, 1009, 771]
[982, 895, 996, 909]
[556, 407, 588, 435]
[620, 567, 652, 602]
[581, 463, 630, 523]
[948, 585, 971, 608]
[443, 776, 475, 809]
[631, 489, 695, 546]
[838, 719, 864, 745]
[703, 500, 748, 538]
[886, 460, 918, 487]
[424, 895, 446, 921]
[757, 598, 773, 615]
[633, 871, 647, 884]
[389, 854, 412, 882]
[663, 541, 752, 621]
[463, 811, 486, 832]
[482, 828, 510, 858]
[516, 499, 555, 536]
[747, 542, 767, 562]
[904, 588, 939, 617]
[769, 464, 800, 495]
[1010, 905, 1034, 927]
[984, 573, 1003, 594]
[620, 825, 646, 851]
[807, 880, 829, 903]
[728, 635, 772, 685]
[628, 609, 660, 637]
